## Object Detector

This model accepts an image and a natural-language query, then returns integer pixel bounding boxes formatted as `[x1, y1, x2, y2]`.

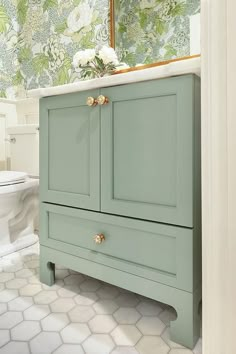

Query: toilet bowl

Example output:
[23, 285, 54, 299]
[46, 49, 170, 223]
[0, 171, 39, 257]
[0, 124, 39, 257]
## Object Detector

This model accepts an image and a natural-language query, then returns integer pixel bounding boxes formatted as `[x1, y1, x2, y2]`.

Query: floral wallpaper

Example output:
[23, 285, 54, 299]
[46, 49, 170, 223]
[0, 0, 199, 99]
[0, 0, 20, 98]
[114, 0, 200, 66]
[0, 0, 109, 98]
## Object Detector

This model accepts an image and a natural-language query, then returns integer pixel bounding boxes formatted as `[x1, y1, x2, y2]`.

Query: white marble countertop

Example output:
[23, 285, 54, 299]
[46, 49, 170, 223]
[27, 57, 201, 98]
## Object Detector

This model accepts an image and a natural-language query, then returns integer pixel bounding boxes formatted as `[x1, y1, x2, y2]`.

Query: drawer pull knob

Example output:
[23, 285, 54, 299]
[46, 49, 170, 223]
[97, 95, 109, 105]
[87, 96, 98, 106]
[94, 233, 105, 244]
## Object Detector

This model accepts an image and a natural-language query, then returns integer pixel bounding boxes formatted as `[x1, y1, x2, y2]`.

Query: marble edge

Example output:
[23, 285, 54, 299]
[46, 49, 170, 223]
[0, 98, 18, 104]
[27, 57, 201, 98]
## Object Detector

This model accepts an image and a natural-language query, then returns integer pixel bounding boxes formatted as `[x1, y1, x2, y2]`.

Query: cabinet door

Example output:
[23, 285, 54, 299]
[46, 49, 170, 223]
[40, 90, 100, 211]
[101, 75, 198, 227]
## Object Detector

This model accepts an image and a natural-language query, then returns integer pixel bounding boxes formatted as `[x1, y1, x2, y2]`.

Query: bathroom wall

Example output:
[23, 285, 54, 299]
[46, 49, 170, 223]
[0, 100, 18, 170]
[0, 0, 200, 99]
[0, 1, 20, 99]
[0, 98, 39, 169]
[0, 0, 109, 99]
[18, 0, 109, 93]
[114, 0, 200, 66]
[15, 98, 39, 125]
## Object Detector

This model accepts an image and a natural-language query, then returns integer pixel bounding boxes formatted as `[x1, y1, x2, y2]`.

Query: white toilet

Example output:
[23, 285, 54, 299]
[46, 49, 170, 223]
[0, 124, 39, 257]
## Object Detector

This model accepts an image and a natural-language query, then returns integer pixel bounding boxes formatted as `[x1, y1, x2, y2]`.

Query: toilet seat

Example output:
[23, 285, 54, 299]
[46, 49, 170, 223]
[0, 171, 28, 186]
[0, 171, 39, 195]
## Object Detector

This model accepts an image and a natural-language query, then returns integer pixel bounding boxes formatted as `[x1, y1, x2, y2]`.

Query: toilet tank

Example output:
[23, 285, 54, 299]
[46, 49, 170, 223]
[7, 124, 39, 177]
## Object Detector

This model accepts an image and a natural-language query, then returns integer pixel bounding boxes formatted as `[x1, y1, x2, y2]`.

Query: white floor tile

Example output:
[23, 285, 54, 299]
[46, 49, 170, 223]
[24, 304, 50, 320]
[93, 299, 119, 314]
[0, 329, 10, 347]
[116, 293, 139, 308]
[97, 285, 120, 299]
[69, 305, 95, 323]
[111, 347, 140, 354]
[11, 320, 41, 341]
[34, 290, 58, 304]
[0, 311, 23, 329]
[0, 272, 14, 283]
[61, 323, 91, 343]
[0, 289, 18, 302]
[41, 313, 69, 331]
[136, 336, 170, 354]
[82, 334, 115, 354]
[57, 285, 80, 297]
[24, 260, 39, 269]
[136, 316, 166, 335]
[5, 278, 27, 289]
[30, 332, 62, 354]
[114, 307, 141, 324]
[74, 292, 98, 305]
[50, 298, 76, 312]
[136, 300, 163, 316]
[80, 279, 102, 292]
[0, 341, 30, 354]
[0, 243, 202, 354]
[53, 344, 85, 354]
[15, 268, 36, 279]
[64, 274, 84, 285]
[19, 284, 42, 296]
[0, 304, 7, 315]
[89, 315, 117, 333]
[111, 325, 142, 346]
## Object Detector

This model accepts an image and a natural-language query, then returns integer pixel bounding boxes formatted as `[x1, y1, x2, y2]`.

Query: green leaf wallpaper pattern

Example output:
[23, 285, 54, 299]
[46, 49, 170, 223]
[0, 5, 9, 33]
[114, 0, 200, 66]
[0, 0, 20, 98]
[0, 0, 199, 99]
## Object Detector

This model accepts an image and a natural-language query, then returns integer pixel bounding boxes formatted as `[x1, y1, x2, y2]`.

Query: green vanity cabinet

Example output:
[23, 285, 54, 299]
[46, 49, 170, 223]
[39, 74, 201, 349]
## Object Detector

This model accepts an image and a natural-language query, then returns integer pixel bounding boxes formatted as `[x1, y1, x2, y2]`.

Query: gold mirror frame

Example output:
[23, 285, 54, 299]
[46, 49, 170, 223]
[109, 0, 200, 74]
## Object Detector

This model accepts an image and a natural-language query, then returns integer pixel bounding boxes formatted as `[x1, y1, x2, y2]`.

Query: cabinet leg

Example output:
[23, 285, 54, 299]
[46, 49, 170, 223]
[40, 255, 55, 286]
[170, 288, 201, 349]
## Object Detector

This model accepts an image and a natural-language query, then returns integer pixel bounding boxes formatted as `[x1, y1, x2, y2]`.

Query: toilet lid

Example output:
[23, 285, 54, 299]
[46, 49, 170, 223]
[0, 171, 28, 186]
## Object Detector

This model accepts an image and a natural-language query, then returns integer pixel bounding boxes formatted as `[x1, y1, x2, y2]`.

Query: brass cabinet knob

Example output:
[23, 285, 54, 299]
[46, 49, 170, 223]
[94, 233, 105, 244]
[97, 95, 109, 105]
[87, 96, 98, 106]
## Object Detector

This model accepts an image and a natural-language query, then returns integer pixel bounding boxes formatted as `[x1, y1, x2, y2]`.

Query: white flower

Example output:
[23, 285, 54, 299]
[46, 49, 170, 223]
[73, 49, 96, 67]
[67, 1, 93, 34]
[98, 46, 119, 65]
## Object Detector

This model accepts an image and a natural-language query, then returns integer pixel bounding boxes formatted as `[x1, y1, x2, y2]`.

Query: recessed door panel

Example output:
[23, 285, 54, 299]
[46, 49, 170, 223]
[40, 90, 100, 210]
[101, 76, 196, 227]
[113, 94, 177, 207]
[48, 106, 90, 195]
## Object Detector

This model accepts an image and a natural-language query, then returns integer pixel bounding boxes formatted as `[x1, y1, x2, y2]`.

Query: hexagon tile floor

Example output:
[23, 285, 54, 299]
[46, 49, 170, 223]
[0, 242, 202, 354]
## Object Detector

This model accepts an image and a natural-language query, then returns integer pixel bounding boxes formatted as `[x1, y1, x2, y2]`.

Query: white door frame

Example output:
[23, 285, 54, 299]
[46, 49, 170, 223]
[201, 0, 236, 353]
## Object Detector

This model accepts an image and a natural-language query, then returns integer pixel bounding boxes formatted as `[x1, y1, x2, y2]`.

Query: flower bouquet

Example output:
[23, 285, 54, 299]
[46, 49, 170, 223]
[73, 46, 120, 79]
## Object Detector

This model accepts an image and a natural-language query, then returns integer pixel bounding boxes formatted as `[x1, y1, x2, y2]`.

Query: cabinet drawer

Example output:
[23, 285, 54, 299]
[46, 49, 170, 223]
[40, 203, 195, 291]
